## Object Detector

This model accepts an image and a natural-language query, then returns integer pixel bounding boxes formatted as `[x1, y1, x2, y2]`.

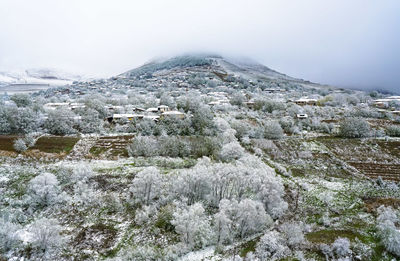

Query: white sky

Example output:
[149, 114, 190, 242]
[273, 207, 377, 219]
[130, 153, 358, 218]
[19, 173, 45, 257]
[0, 0, 399, 91]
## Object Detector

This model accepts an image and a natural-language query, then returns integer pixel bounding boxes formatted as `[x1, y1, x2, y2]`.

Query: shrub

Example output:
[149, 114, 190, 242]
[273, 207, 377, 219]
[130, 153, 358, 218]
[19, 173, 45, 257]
[386, 125, 400, 137]
[377, 206, 400, 257]
[264, 121, 284, 139]
[219, 142, 244, 162]
[127, 136, 158, 157]
[171, 203, 214, 249]
[339, 118, 371, 138]
[13, 138, 27, 153]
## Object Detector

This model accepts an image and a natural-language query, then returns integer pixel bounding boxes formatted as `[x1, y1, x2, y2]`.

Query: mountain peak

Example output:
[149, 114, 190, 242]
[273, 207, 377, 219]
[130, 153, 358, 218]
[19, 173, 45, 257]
[120, 54, 298, 82]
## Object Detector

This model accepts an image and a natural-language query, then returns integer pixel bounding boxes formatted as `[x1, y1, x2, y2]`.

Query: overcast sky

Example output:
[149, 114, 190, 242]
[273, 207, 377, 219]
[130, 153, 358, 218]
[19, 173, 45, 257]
[0, 0, 399, 91]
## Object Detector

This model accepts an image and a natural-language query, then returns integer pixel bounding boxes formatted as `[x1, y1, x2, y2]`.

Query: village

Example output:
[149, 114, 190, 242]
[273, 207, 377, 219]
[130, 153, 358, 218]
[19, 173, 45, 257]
[0, 55, 400, 261]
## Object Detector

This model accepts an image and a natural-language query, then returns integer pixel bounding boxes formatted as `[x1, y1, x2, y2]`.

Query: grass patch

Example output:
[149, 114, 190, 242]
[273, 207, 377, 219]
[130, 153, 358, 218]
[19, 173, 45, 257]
[239, 238, 260, 257]
[306, 229, 364, 244]
[0, 135, 19, 151]
[89, 146, 108, 156]
[31, 136, 79, 154]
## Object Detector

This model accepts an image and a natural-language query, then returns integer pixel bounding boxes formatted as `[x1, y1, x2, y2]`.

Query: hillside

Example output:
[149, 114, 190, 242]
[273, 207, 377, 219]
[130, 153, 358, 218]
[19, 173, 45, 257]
[0, 54, 400, 260]
[120, 54, 316, 85]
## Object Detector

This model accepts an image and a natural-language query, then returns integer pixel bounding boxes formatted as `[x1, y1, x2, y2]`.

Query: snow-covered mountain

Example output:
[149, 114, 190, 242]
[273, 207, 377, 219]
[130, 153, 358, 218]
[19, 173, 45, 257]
[0, 68, 84, 87]
[120, 54, 309, 84]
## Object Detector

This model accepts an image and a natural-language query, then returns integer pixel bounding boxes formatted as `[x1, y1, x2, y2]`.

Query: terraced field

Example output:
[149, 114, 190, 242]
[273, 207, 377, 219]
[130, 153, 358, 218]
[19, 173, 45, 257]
[89, 135, 134, 157]
[349, 162, 400, 181]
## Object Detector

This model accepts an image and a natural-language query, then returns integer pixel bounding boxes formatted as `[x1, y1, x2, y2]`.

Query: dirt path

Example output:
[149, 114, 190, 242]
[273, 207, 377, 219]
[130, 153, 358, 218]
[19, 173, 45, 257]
[66, 136, 98, 160]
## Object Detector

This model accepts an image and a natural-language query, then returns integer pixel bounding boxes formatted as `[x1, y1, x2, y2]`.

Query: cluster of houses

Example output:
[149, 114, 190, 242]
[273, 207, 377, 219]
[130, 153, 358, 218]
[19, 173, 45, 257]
[42, 101, 185, 124]
[294, 98, 318, 106]
[106, 105, 184, 124]
[43, 102, 86, 111]
[207, 91, 230, 106]
[373, 96, 400, 109]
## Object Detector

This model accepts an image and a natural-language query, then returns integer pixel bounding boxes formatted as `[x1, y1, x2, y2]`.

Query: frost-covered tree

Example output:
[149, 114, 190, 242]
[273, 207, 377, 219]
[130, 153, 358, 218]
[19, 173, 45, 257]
[84, 97, 108, 118]
[130, 167, 162, 205]
[159, 135, 190, 157]
[44, 108, 76, 135]
[171, 203, 214, 249]
[217, 199, 272, 239]
[79, 108, 103, 133]
[28, 172, 60, 208]
[127, 135, 158, 157]
[191, 104, 214, 135]
[0, 106, 11, 133]
[264, 121, 284, 140]
[10, 93, 32, 107]
[172, 155, 287, 218]
[134, 118, 156, 136]
[213, 211, 232, 246]
[8, 107, 41, 134]
[230, 92, 246, 107]
[159, 93, 176, 108]
[339, 118, 371, 138]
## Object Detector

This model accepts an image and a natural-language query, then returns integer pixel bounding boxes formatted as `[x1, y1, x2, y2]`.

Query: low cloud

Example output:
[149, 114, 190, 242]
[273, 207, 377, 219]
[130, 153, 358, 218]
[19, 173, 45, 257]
[0, 0, 399, 92]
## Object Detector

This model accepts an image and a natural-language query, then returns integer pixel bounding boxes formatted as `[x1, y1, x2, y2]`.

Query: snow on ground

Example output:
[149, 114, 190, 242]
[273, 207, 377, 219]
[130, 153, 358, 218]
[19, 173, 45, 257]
[15, 229, 34, 244]
[178, 246, 216, 261]
[318, 179, 346, 191]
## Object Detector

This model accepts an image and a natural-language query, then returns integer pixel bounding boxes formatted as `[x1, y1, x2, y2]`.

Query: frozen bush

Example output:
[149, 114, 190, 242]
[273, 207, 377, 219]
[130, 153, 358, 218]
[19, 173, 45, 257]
[28, 172, 61, 208]
[332, 237, 352, 259]
[320, 237, 352, 260]
[377, 206, 400, 257]
[219, 142, 244, 162]
[386, 125, 400, 137]
[280, 222, 305, 248]
[13, 138, 27, 153]
[71, 163, 93, 182]
[353, 238, 373, 260]
[134, 205, 157, 226]
[256, 231, 290, 260]
[72, 181, 97, 206]
[0, 218, 21, 254]
[339, 118, 371, 138]
[28, 217, 66, 259]
[130, 167, 163, 205]
[219, 128, 237, 144]
[24, 133, 37, 147]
